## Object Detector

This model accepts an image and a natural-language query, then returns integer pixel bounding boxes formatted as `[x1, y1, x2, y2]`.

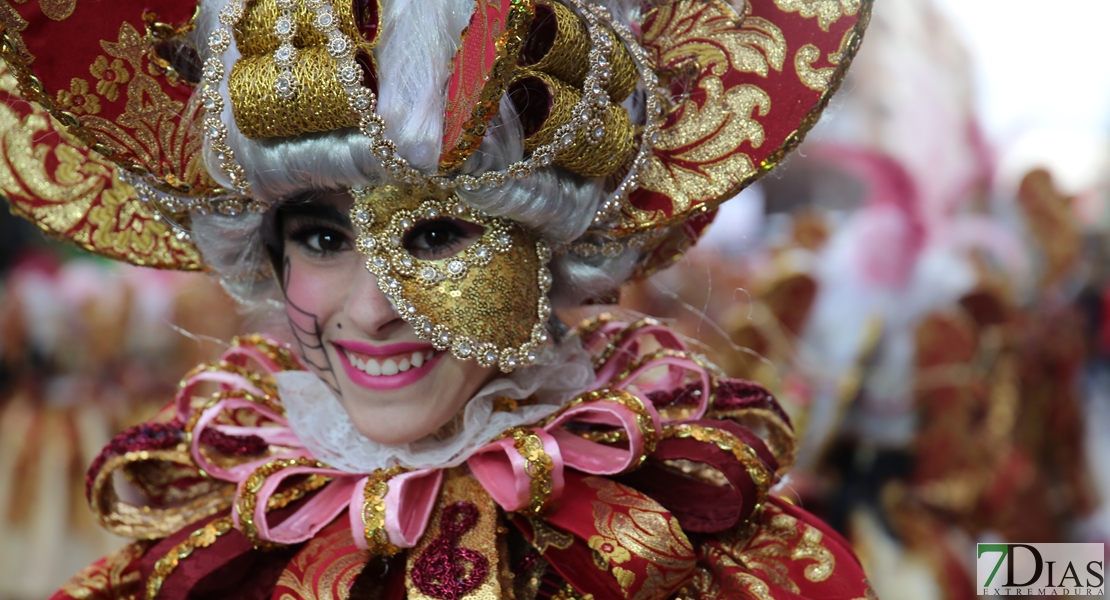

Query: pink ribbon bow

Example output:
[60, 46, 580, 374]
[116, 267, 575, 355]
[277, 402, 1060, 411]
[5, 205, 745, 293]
[179, 323, 712, 551]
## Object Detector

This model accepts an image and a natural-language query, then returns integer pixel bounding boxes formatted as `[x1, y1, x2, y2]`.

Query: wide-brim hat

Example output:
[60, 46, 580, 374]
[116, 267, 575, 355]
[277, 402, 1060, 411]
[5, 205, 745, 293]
[0, 0, 870, 277]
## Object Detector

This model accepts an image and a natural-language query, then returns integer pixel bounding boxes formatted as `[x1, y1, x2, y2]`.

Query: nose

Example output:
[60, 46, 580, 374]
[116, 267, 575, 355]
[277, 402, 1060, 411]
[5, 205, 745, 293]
[343, 265, 405, 338]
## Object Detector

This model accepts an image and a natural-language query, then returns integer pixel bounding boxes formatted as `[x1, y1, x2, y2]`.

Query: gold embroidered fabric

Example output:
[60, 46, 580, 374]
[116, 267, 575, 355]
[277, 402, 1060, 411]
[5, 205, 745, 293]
[0, 47, 203, 269]
[585, 477, 697, 600]
[772, 0, 861, 31]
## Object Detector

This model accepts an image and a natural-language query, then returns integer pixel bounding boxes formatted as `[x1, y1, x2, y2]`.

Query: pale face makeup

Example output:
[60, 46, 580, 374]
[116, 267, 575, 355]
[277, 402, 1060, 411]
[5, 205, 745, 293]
[274, 190, 496, 446]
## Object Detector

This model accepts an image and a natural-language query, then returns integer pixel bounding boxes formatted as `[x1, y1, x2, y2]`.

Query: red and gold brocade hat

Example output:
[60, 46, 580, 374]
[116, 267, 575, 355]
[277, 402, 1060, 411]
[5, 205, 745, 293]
[0, 0, 870, 276]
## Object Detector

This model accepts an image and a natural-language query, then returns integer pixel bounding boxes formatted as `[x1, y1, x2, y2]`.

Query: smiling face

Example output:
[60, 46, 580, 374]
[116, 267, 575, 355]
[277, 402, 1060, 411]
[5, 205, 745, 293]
[272, 190, 496, 446]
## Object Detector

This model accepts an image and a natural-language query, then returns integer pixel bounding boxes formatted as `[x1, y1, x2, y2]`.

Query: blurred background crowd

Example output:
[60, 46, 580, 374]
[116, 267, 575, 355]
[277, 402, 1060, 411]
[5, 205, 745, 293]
[0, 0, 1107, 598]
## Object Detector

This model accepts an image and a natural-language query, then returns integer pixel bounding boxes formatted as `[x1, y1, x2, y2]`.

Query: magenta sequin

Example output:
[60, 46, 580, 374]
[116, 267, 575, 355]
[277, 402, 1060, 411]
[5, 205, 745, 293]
[712, 379, 792, 426]
[199, 428, 267, 456]
[410, 502, 490, 600]
[84, 421, 184, 500]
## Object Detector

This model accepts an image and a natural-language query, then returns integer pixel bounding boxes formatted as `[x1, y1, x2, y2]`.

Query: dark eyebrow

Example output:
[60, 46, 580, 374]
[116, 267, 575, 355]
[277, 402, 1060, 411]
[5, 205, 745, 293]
[278, 198, 351, 229]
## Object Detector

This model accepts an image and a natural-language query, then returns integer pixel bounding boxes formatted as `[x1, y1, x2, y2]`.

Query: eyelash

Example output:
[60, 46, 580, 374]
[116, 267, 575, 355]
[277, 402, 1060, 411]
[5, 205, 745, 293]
[285, 222, 351, 257]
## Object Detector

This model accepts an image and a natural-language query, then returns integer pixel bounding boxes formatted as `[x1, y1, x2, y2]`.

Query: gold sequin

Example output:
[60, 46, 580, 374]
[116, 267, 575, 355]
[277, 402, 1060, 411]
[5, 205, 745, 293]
[145, 517, 235, 600]
[351, 185, 552, 372]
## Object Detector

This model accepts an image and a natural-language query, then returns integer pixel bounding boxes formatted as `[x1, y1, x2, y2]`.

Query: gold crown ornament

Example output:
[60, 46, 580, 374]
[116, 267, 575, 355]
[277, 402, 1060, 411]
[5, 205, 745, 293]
[0, 0, 871, 323]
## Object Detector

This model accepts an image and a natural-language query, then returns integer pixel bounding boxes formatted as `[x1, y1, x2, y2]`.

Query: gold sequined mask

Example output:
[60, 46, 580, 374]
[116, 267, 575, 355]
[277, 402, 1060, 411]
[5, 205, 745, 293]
[349, 185, 552, 372]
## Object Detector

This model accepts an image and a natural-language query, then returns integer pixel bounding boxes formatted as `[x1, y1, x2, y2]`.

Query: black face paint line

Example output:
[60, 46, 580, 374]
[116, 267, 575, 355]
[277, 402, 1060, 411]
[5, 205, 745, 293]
[282, 256, 342, 396]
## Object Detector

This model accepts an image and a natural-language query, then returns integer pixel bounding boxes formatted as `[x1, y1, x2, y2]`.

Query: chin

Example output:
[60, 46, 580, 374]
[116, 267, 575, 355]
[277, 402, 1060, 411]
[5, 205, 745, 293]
[334, 379, 462, 446]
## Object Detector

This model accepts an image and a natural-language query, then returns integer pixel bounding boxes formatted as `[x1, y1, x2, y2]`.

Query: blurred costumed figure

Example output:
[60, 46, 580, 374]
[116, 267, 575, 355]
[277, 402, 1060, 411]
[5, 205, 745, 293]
[0, 257, 243, 598]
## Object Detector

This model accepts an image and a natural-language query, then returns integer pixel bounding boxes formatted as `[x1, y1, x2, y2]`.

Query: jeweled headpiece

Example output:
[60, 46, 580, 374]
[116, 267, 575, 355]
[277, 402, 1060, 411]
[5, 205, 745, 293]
[0, 0, 871, 365]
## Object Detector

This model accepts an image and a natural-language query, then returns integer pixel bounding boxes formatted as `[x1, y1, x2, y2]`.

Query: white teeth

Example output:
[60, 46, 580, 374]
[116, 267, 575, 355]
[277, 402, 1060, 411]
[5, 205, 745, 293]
[365, 358, 382, 376]
[346, 348, 437, 376]
[381, 358, 398, 376]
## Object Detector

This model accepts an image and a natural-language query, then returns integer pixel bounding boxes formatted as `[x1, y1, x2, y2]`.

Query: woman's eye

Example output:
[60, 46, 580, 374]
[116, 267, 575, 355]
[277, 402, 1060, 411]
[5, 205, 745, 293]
[289, 227, 351, 255]
[306, 232, 347, 253]
[403, 219, 484, 259]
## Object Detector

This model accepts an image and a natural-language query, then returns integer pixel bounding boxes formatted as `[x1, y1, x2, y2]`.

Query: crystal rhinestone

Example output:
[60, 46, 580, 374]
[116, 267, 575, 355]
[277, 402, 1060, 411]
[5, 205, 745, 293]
[447, 260, 465, 275]
[597, 94, 610, 108]
[354, 209, 371, 224]
[389, 235, 401, 246]
[399, 218, 412, 229]
[202, 59, 223, 80]
[479, 172, 506, 188]
[457, 342, 473, 357]
[560, 132, 575, 147]
[505, 355, 519, 369]
[539, 332, 549, 343]
[203, 95, 218, 110]
[316, 11, 334, 28]
[423, 321, 434, 335]
[474, 246, 489, 260]
[275, 17, 293, 35]
[421, 266, 438, 280]
[438, 331, 450, 345]
[218, 200, 242, 216]
[406, 304, 417, 314]
[208, 30, 230, 52]
[593, 125, 605, 139]
[328, 37, 348, 58]
[372, 256, 387, 267]
[540, 271, 552, 287]
[219, 3, 243, 25]
[275, 76, 294, 97]
[275, 45, 293, 63]
[400, 256, 413, 268]
[361, 115, 384, 137]
[339, 64, 359, 85]
[352, 92, 372, 111]
[533, 148, 555, 166]
[497, 234, 511, 246]
[484, 350, 498, 364]
[358, 237, 376, 251]
[425, 208, 438, 219]
[454, 203, 467, 214]
[525, 350, 538, 363]
[374, 141, 396, 159]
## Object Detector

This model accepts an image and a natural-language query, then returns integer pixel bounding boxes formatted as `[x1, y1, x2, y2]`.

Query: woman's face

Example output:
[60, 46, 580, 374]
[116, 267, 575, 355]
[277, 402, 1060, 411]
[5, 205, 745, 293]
[275, 191, 495, 445]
